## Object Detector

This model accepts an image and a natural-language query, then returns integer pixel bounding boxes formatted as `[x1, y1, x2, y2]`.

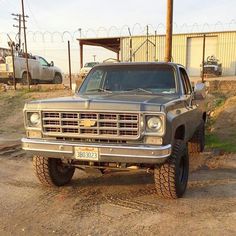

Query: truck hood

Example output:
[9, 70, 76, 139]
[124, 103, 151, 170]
[25, 93, 180, 112]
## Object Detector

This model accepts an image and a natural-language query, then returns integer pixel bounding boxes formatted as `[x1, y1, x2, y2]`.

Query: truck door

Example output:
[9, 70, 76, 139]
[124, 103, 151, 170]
[179, 67, 201, 140]
[38, 57, 54, 81]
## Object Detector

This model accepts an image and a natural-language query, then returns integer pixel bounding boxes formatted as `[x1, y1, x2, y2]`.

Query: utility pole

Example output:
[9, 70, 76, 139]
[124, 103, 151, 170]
[201, 34, 206, 83]
[68, 41, 72, 90]
[21, 0, 30, 89]
[146, 25, 149, 62]
[12, 13, 28, 50]
[128, 27, 132, 62]
[154, 30, 157, 61]
[165, 0, 173, 62]
[7, 34, 16, 90]
[78, 28, 82, 38]
[92, 55, 96, 62]
[12, 14, 21, 49]
[19, 14, 21, 48]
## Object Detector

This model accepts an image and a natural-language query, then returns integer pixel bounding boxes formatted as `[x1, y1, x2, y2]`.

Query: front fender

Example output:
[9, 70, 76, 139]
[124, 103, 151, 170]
[163, 102, 199, 145]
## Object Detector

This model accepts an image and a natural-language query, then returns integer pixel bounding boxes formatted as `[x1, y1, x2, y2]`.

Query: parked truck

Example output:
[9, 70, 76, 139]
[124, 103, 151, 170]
[22, 62, 206, 199]
[201, 55, 222, 77]
[0, 54, 62, 85]
[79, 62, 99, 79]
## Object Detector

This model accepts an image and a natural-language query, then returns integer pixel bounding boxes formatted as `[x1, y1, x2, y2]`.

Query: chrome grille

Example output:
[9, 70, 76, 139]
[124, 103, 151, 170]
[42, 111, 140, 140]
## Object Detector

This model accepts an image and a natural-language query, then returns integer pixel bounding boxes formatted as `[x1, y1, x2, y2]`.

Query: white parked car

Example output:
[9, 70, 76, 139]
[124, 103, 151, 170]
[79, 62, 99, 78]
[0, 55, 62, 85]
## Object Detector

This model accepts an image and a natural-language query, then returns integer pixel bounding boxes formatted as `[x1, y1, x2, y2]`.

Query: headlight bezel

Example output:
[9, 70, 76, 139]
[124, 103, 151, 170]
[144, 113, 165, 136]
[25, 111, 41, 129]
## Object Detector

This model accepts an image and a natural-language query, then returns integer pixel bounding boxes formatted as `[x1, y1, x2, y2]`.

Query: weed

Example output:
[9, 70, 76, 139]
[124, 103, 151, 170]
[205, 133, 236, 153]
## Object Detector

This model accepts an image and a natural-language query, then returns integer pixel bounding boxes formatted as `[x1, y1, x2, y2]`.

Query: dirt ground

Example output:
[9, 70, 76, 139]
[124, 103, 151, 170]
[0, 88, 236, 235]
[0, 87, 72, 140]
[211, 96, 236, 139]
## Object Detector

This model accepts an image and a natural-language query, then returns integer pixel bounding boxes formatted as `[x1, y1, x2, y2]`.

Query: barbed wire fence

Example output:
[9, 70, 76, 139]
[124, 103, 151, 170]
[1, 20, 236, 43]
[0, 20, 235, 75]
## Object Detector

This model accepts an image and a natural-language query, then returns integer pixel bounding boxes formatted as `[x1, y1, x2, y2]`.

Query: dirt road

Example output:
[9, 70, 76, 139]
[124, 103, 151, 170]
[0, 142, 235, 236]
[0, 89, 235, 235]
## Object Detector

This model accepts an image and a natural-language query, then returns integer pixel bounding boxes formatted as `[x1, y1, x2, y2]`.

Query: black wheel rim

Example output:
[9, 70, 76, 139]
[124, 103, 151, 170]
[55, 160, 72, 174]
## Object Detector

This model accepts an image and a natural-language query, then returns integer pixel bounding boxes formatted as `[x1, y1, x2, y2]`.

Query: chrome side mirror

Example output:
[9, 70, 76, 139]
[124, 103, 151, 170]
[194, 82, 206, 100]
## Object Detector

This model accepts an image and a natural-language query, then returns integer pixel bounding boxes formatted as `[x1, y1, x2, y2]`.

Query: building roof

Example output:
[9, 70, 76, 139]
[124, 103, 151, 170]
[78, 37, 121, 53]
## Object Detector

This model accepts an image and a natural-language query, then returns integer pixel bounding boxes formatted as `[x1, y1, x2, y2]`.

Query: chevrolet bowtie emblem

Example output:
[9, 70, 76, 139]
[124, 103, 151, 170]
[80, 119, 96, 127]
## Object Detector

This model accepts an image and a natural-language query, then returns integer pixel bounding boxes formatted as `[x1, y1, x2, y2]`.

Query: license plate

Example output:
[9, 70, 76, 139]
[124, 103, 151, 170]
[74, 147, 99, 161]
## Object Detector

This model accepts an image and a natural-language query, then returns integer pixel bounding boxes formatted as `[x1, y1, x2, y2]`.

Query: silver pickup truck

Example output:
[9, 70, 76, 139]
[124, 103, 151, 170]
[0, 55, 62, 84]
[22, 62, 206, 199]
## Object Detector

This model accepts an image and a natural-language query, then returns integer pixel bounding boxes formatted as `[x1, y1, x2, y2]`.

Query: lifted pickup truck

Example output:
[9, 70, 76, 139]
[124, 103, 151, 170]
[22, 62, 206, 199]
[0, 55, 62, 85]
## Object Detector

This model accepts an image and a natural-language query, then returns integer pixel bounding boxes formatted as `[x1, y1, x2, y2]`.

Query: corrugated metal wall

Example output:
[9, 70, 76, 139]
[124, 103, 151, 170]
[218, 32, 236, 75]
[120, 31, 236, 76]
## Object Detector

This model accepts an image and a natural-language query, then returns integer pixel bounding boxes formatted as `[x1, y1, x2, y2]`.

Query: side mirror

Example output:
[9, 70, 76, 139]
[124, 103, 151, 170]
[50, 61, 54, 67]
[194, 82, 206, 100]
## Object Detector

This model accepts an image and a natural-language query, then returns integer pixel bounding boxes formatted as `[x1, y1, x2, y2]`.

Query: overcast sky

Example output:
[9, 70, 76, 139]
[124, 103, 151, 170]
[0, 0, 235, 31]
[0, 0, 235, 72]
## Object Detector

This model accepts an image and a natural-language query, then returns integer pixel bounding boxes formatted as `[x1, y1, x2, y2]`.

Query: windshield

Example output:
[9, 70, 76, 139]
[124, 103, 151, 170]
[84, 62, 98, 67]
[78, 64, 176, 95]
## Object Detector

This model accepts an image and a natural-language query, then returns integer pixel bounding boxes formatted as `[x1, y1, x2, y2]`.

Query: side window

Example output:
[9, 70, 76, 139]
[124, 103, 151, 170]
[184, 70, 192, 94]
[39, 57, 48, 67]
[180, 68, 192, 95]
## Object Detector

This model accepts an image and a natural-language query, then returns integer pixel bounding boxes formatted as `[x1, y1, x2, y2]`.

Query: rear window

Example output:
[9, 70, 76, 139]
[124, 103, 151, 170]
[84, 62, 98, 67]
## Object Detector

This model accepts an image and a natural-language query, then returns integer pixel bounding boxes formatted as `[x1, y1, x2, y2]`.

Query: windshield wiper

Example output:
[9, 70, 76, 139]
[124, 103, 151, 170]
[124, 88, 153, 94]
[86, 88, 112, 93]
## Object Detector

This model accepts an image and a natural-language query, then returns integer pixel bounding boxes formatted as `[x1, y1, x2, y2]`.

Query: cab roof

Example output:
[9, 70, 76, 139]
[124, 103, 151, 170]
[94, 61, 184, 68]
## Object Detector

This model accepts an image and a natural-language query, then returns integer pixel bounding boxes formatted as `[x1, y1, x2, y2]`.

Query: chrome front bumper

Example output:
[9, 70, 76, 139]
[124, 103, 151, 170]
[21, 138, 171, 164]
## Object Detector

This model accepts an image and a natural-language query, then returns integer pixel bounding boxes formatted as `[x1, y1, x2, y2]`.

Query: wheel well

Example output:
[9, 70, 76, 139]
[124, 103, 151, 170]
[55, 72, 62, 78]
[174, 125, 185, 140]
[22, 71, 31, 78]
[202, 112, 207, 123]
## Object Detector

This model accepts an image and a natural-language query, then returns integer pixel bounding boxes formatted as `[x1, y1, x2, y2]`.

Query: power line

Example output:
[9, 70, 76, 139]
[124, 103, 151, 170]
[0, 20, 235, 44]
[25, 0, 41, 30]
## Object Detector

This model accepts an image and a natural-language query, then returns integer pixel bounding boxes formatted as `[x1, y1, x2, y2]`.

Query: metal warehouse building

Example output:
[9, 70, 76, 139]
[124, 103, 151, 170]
[79, 30, 236, 76]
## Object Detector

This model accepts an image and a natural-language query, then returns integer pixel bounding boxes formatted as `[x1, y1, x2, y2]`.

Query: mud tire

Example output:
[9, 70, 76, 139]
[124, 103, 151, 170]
[33, 156, 75, 187]
[53, 73, 62, 84]
[21, 72, 32, 85]
[154, 140, 189, 199]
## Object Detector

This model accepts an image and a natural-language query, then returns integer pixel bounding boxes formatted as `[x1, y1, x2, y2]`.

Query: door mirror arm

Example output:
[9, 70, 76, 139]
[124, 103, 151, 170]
[189, 92, 195, 107]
